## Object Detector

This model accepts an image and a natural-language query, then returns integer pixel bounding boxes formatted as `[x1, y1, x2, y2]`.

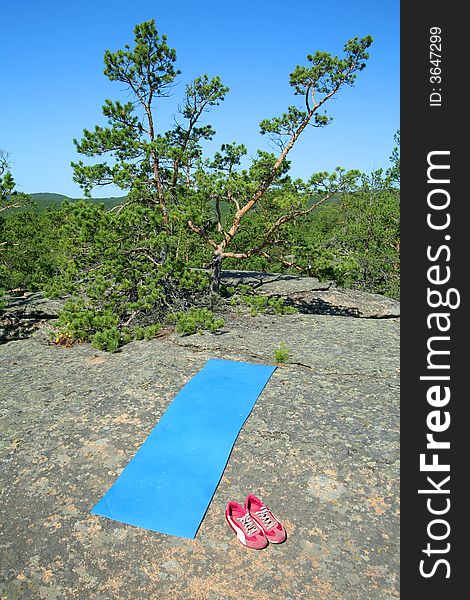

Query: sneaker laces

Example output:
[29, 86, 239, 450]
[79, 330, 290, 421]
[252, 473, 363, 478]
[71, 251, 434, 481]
[255, 506, 276, 530]
[237, 512, 259, 536]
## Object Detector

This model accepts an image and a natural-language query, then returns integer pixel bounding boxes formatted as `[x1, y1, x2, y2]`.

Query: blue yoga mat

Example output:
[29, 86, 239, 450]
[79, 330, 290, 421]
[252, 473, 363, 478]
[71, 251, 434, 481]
[91, 358, 276, 538]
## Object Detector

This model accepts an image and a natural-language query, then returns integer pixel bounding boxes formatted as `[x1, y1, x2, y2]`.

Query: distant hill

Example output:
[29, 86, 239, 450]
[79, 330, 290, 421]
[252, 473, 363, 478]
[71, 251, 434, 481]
[32, 193, 72, 204]
[2, 193, 127, 215]
[3, 190, 340, 218]
[31, 193, 127, 211]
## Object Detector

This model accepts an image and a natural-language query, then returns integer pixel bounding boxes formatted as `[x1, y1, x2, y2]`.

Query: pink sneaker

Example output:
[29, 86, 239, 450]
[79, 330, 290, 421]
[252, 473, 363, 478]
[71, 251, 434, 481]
[245, 494, 287, 544]
[225, 501, 268, 549]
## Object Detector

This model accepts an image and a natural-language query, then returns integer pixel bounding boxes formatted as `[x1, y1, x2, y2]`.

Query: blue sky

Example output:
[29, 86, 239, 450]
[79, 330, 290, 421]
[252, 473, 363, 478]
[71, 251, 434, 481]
[1, 0, 399, 197]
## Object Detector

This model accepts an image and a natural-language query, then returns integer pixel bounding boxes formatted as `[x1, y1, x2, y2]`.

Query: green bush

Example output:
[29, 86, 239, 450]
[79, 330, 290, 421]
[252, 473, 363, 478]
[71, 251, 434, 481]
[228, 288, 297, 316]
[40, 201, 212, 350]
[133, 324, 161, 341]
[0, 208, 65, 292]
[172, 307, 224, 336]
[91, 327, 121, 352]
[274, 342, 290, 363]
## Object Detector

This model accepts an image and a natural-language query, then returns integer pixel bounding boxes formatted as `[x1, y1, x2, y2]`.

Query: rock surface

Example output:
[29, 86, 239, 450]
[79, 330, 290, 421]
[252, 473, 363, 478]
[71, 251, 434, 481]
[221, 271, 400, 318]
[1, 293, 64, 344]
[2, 292, 63, 319]
[0, 292, 399, 599]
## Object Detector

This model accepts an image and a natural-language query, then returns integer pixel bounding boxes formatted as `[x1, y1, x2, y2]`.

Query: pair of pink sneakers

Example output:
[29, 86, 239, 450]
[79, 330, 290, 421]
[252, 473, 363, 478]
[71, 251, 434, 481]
[225, 494, 287, 549]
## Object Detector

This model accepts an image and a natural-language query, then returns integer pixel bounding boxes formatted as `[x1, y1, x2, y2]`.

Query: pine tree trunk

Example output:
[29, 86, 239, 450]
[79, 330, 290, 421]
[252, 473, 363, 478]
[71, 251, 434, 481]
[210, 252, 223, 295]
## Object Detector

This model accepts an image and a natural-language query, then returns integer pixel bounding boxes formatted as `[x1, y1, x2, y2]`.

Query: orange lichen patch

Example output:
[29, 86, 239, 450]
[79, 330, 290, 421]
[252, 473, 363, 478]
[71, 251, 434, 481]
[72, 518, 104, 544]
[158, 539, 210, 566]
[309, 576, 343, 599]
[46, 521, 62, 530]
[281, 517, 295, 536]
[98, 577, 124, 596]
[368, 496, 391, 515]
[81, 439, 109, 455]
[364, 566, 388, 581]
[82, 520, 103, 534]
[381, 587, 400, 598]
[298, 553, 322, 574]
[301, 539, 331, 560]
[41, 569, 54, 584]
[31, 476, 51, 492]
[139, 563, 161, 586]
[9, 439, 21, 452]
[87, 355, 107, 365]
[84, 514, 102, 525]
[187, 574, 272, 600]
[309, 526, 328, 541]
[112, 414, 142, 426]
[307, 461, 319, 473]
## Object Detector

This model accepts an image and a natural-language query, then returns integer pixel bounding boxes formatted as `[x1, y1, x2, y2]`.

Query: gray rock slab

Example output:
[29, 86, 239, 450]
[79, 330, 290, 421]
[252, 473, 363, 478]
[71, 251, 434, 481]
[0, 312, 399, 599]
[221, 271, 332, 293]
[220, 271, 400, 318]
[288, 288, 400, 318]
[2, 293, 64, 318]
[1, 293, 66, 344]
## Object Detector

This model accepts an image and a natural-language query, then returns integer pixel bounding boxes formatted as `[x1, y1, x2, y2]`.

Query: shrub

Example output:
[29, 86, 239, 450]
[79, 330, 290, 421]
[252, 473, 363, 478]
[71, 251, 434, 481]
[133, 324, 161, 341]
[228, 287, 297, 316]
[91, 327, 121, 352]
[274, 342, 290, 363]
[172, 307, 224, 336]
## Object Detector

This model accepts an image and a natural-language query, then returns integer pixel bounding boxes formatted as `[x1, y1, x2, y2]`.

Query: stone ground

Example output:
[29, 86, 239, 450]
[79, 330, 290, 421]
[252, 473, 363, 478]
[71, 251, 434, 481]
[0, 281, 399, 599]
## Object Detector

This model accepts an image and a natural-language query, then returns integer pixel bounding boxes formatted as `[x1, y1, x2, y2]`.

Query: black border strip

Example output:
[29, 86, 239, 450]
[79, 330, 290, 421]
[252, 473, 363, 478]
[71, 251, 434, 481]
[401, 2, 465, 596]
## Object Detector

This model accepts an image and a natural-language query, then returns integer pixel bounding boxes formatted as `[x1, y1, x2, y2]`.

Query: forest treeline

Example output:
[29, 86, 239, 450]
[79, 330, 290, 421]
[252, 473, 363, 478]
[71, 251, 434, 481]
[0, 20, 399, 351]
